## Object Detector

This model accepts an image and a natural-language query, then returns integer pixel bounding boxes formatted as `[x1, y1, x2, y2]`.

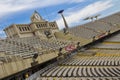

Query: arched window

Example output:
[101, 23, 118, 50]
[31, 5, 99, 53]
[22, 27, 25, 31]
[25, 27, 27, 31]
[27, 27, 30, 31]
[19, 27, 22, 31]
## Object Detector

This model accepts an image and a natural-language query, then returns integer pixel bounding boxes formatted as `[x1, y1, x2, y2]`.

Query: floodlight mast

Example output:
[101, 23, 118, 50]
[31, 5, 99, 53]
[58, 10, 69, 29]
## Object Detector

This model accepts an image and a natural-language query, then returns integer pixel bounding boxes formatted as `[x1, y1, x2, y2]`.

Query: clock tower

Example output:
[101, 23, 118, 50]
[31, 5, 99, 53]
[31, 10, 45, 22]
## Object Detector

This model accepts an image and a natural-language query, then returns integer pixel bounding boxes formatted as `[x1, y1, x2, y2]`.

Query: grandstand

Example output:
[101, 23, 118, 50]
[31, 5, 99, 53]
[0, 11, 120, 80]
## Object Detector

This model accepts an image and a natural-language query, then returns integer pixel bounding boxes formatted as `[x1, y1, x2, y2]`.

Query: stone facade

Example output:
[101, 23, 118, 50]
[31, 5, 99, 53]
[4, 11, 59, 38]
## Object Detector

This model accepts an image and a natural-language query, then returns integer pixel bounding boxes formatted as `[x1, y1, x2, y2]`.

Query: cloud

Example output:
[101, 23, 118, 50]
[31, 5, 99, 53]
[56, 0, 114, 29]
[0, 30, 4, 34]
[0, 0, 84, 18]
[0, 30, 6, 38]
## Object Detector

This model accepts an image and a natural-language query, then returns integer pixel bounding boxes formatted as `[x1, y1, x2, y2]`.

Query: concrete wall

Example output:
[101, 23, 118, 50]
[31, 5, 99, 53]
[0, 51, 58, 79]
[19, 33, 34, 38]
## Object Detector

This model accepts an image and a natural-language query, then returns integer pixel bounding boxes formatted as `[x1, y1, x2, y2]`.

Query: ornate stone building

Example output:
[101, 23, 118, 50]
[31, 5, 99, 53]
[4, 11, 59, 38]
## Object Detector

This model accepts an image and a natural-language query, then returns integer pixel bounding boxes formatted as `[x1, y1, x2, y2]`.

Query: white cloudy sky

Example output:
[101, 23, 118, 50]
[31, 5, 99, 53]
[0, 0, 120, 37]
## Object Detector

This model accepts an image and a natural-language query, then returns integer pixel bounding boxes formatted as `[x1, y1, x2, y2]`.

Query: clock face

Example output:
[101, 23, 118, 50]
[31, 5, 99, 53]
[35, 14, 40, 20]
